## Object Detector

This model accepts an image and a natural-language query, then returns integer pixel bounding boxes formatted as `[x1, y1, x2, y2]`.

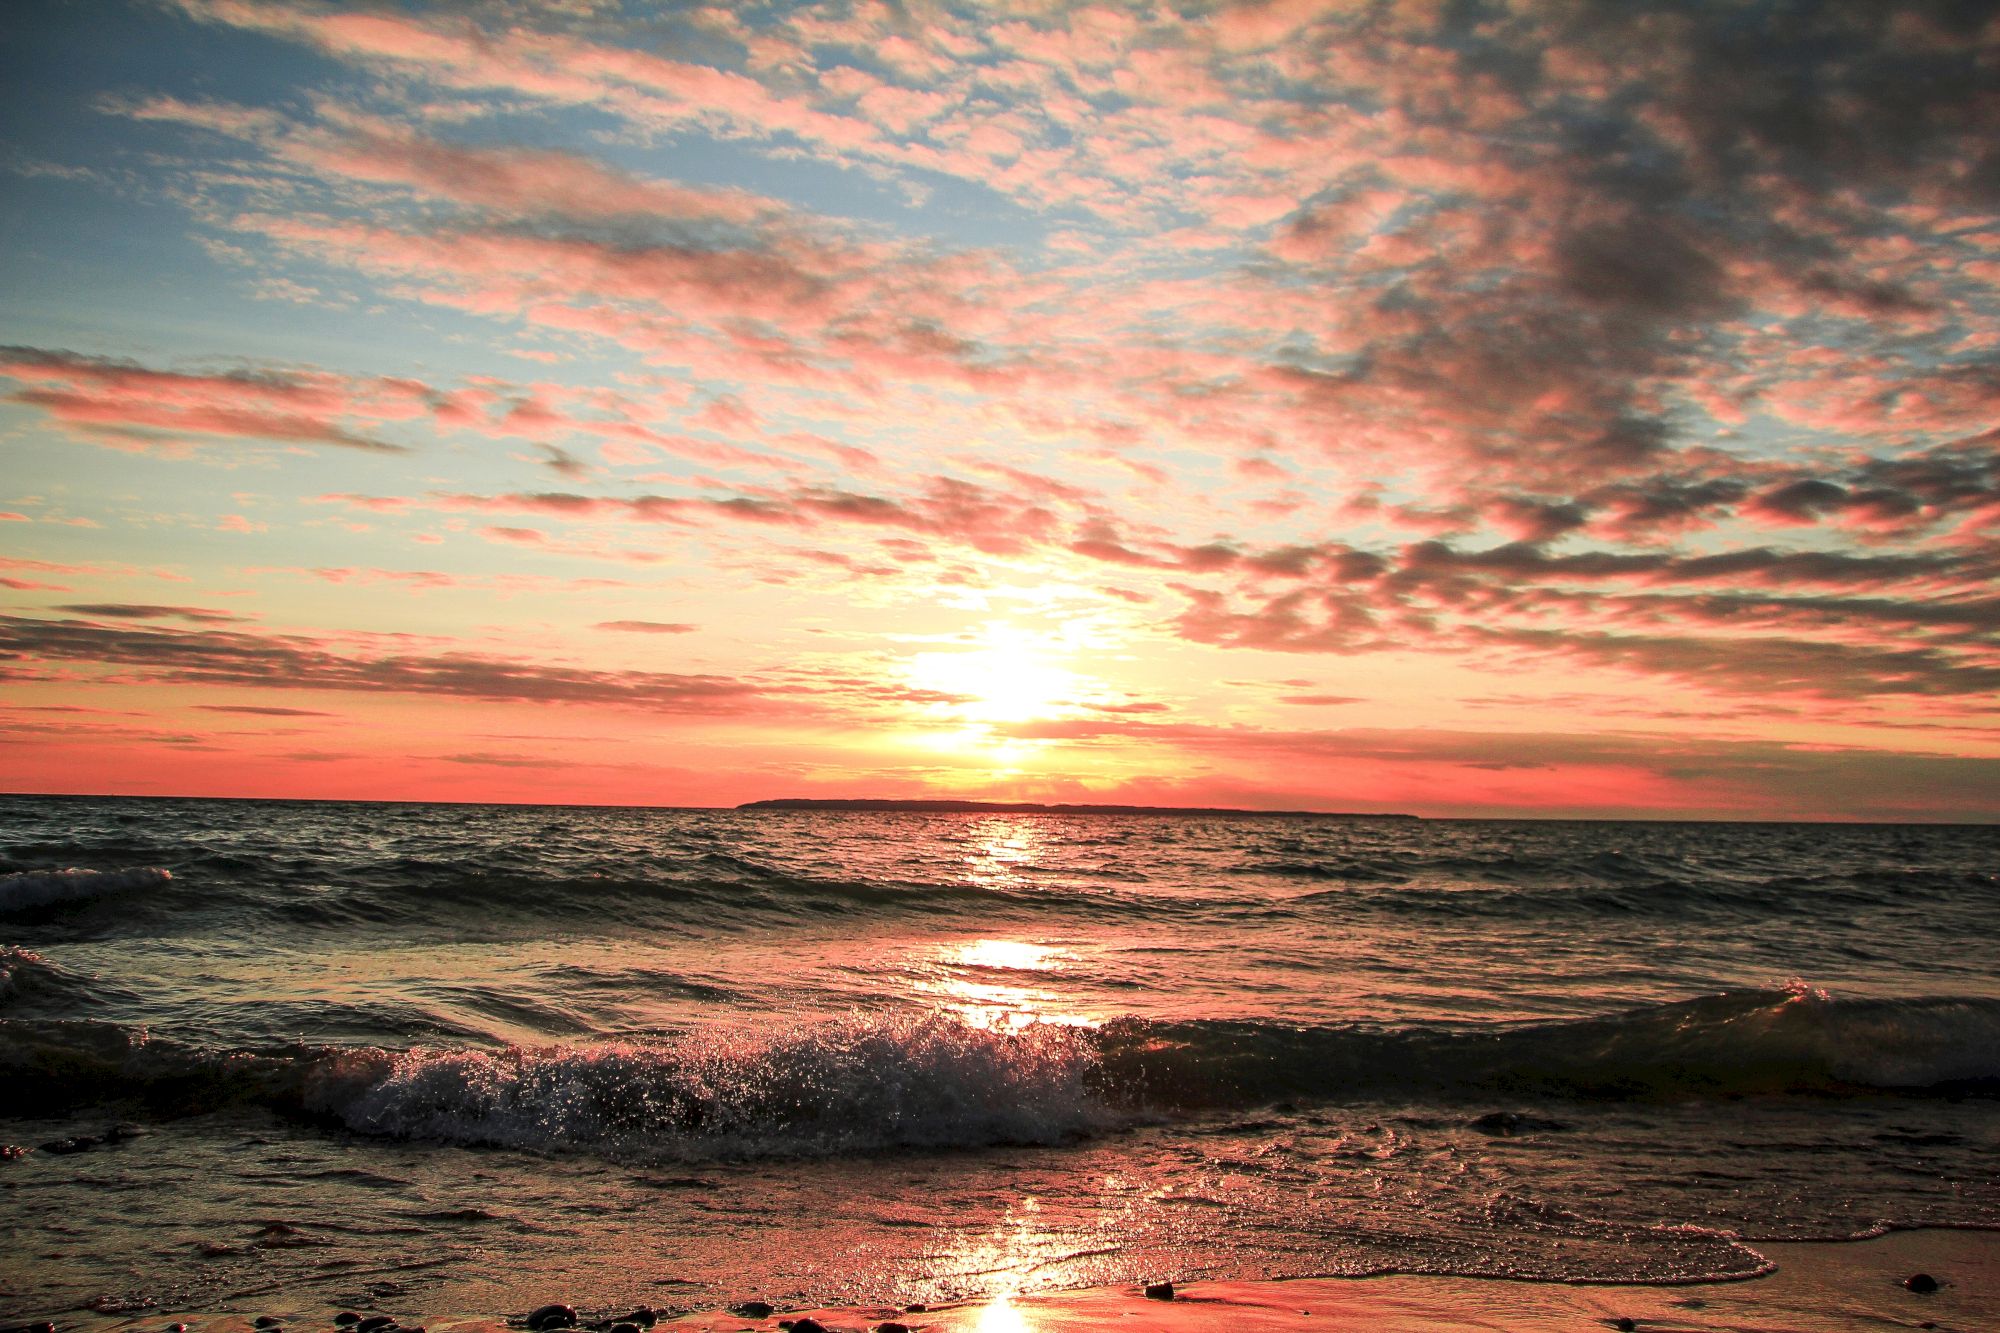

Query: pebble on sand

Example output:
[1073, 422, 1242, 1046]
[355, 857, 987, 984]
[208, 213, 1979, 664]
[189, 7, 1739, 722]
[1903, 1273, 1940, 1293]
[1143, 1282, 1175, 1302]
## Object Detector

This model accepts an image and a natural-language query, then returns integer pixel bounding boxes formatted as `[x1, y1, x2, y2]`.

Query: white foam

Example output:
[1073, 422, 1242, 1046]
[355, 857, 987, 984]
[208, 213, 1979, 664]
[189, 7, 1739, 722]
[311, 1012, 1112, 1161]
[0, 866, 172, 912]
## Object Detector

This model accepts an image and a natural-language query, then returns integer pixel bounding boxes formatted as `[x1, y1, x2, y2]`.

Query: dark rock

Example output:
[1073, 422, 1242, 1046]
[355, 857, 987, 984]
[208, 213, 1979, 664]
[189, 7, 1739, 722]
[355, 1317, 398, 1333]
[1143, 1281, 1174, 1301]
[874, 1323, 911, 1333]
[727, 1303, 774, 1319]
[784, 1321, 827, 1333]
[167, 1324, 191, 1332]
[609, 1324, 639, 1333]
[334, 1316, 361, 1327]
[903, 1305, 927, 1314]
[40, 1135, 103, 1155]
[614, 1312, 656, 1329]
[1613, 1319, 1636, 1332]
[1903, 1273, 1939, 1293]
[525, 1307, 577, 1332]
[254, 1318, 284, 1328]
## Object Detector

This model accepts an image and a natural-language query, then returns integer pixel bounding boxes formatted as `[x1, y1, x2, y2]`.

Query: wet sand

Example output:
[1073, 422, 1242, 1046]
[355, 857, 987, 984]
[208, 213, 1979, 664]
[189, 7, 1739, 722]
[93, 1227, 1999, 1333]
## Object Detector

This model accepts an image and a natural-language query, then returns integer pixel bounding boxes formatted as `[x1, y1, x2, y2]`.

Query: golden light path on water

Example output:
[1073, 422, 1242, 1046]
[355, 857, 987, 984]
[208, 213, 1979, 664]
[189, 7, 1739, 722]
[917, 823, 1116, 1321]
[911, 818, 1108, 1030]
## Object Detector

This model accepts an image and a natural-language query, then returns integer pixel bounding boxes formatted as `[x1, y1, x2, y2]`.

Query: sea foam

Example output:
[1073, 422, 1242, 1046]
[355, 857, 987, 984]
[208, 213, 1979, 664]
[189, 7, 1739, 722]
[309, 1012, 1112, 1161]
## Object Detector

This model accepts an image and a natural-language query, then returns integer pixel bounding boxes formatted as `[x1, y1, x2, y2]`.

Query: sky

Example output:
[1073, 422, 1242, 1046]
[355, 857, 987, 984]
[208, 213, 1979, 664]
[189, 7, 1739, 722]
[1, 0, 1996, 820]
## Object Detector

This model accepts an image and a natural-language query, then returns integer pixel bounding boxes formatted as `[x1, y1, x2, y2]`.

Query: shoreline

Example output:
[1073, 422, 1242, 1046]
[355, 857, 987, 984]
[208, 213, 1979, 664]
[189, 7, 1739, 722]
[84, 1228, 1998, 1333]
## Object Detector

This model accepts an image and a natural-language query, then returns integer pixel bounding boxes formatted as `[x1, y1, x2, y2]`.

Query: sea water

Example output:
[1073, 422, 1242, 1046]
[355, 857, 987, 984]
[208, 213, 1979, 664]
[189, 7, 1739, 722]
[2, 796, 1996, 1318]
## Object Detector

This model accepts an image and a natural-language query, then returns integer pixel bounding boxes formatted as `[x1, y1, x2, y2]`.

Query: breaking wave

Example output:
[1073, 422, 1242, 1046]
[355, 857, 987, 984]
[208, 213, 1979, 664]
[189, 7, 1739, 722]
[4, 989, 1996, 1161]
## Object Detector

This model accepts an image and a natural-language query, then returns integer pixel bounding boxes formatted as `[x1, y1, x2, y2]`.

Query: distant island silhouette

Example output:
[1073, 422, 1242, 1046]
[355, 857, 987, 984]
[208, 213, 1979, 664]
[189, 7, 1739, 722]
[738, 798, 1417, 819]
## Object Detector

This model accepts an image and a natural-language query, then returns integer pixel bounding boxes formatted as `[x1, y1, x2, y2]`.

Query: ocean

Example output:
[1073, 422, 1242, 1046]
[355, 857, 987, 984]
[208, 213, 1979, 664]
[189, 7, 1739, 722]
[3, 796, 1996, 1320]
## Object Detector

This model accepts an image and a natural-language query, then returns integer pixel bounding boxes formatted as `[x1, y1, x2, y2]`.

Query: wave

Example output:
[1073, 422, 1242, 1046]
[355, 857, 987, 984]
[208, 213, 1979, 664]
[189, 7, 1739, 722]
[0, 947, 56, 1002]
[306, 1012, 1110, 1159]
[5, 827, 1989, 940]
[0, 866, 172, 913]
[3, 989, 1996, 1162]
[1096, 986, 2000, 1108]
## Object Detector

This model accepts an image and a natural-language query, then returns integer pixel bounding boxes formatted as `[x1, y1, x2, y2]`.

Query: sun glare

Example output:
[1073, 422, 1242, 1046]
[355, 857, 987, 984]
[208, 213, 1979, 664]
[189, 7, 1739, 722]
[972, 1293, 1033, 1333]
[911, 624, 1080, 724]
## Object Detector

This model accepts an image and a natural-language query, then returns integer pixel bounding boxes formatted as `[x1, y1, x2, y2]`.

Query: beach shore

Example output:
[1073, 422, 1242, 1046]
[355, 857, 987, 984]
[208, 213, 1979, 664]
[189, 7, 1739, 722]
[85, 1227, 1997, 1333]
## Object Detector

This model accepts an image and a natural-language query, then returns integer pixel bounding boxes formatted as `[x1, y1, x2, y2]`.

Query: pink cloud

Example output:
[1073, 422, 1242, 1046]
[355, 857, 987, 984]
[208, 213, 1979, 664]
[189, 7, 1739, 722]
[0, 346, 417, 454]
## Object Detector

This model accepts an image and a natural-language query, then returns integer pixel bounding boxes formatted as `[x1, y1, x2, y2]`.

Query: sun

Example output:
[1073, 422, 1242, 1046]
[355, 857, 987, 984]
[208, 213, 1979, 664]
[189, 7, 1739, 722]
[910, 623, 1080, 724]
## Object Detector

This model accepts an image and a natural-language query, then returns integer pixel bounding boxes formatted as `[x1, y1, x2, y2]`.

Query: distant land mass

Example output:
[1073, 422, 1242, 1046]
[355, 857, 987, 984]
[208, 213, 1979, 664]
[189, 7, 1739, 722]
[738, 797, 1418, 819]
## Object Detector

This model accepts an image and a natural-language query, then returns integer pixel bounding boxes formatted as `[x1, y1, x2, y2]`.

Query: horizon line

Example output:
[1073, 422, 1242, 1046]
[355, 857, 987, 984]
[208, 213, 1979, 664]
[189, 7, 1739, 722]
[1, 790, 1993, 827]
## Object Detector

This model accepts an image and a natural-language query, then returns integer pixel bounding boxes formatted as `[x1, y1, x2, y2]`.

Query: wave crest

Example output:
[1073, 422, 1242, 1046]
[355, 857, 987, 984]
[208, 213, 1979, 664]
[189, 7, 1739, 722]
[0, 866, 172, 913]
[308, 1012, 1110, 1160]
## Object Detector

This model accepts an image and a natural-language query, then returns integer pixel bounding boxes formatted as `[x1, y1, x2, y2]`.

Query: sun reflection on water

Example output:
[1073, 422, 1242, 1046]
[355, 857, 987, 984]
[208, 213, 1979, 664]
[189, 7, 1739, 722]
[961, 817, 1054, 891]
[972, 1293, 1033, 1333]
[956, 938, 1062, 971]
[916, 936, 1100, 1030]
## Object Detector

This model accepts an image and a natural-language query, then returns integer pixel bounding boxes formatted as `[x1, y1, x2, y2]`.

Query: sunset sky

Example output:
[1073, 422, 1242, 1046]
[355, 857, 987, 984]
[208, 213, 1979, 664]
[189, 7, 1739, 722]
[3, 0, 1997, 819]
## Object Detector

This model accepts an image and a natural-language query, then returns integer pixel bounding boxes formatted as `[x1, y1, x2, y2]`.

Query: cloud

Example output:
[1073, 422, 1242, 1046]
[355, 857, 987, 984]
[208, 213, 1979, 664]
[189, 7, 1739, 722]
[0, 615, 768, 714]
[439, 751, 567, 769]
[0, 346, 412, 454]
[54, 603, 253, 624]
[193, 704, 336, 716]
[596, 620, 697, 634]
